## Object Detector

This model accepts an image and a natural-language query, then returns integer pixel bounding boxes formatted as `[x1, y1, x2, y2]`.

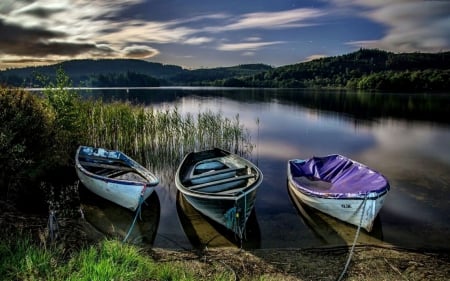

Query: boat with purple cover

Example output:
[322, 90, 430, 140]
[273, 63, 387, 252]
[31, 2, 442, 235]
[287, 155, 389, 232]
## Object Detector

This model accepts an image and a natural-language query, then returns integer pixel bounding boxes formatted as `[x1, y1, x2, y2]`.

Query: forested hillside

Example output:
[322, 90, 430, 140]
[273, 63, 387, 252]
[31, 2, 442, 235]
[0, 49, 448, 91]
[0, 59, 184, 87]
[0, 60, 272, 88]
[239, 49, 449, 91]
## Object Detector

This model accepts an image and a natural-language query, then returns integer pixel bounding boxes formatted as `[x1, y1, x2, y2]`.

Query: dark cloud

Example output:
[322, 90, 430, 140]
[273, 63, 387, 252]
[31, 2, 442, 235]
[0, 19, 115, 58]
[12, 4, 65, 18]
[0, 18, 65, 43]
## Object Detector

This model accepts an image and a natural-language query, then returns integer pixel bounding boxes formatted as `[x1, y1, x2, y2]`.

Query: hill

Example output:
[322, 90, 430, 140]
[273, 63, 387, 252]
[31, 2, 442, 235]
[0, 60, 272, 87]
[240, 49, 450, 91]
[0, 49, 448, 91]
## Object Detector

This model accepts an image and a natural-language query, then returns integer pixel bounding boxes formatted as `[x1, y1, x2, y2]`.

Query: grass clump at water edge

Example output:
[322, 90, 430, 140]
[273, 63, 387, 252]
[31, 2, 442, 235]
[0, 238, 237, 281]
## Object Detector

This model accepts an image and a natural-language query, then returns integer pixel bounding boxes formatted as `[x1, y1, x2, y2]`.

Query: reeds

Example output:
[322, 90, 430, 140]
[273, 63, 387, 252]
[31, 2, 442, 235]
[78, 100, 254, 174]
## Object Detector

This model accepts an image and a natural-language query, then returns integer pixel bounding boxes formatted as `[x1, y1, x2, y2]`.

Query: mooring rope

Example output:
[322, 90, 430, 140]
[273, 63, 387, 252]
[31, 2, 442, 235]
[223, 191, 249, 248]
[123, 185, 146, 243]
[239, 190, 247, 247]
[336, 193, 369, 281]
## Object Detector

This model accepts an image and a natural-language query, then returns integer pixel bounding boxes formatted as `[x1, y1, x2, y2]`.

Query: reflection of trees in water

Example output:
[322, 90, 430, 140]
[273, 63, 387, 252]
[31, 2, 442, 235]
[221, 89, 449, 125]
[85, 88, 450, 125]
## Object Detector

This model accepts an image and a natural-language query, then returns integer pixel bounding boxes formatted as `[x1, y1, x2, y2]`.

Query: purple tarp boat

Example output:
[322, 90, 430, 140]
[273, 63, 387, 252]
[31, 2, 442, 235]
[287, 154, 390, 232]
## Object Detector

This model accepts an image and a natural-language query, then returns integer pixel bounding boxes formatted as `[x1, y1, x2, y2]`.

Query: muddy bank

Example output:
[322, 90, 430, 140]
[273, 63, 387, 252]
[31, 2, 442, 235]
[146, 245, 449, 281]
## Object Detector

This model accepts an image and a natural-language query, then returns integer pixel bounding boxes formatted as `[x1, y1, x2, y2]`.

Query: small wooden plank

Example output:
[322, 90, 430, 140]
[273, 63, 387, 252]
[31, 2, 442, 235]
[190, 167, 246, 180]
[79, 160, 134, 172]
[189, 174, 255, 191]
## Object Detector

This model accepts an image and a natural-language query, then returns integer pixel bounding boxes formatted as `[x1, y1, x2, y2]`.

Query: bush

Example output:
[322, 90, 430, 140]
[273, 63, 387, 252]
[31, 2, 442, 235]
[0, 69, 84, 212]
[0, 87, 53, 203]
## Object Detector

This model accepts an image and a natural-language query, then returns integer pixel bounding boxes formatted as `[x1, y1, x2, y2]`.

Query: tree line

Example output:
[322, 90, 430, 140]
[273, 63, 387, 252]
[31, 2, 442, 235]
[0, 49, 448, 91]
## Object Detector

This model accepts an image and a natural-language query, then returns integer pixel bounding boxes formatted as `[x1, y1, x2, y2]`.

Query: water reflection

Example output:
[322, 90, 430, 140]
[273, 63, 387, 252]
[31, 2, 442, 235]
[176, 192, 261, 249]
[80, 185, 160, 245]
[287, 183, 385, 246]
[78, 88, 450, 125]
[75, 88, 450, 251]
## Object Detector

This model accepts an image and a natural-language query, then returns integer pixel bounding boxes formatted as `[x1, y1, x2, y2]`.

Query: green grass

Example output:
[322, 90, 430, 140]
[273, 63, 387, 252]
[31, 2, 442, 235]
[0, 238, 236, 281]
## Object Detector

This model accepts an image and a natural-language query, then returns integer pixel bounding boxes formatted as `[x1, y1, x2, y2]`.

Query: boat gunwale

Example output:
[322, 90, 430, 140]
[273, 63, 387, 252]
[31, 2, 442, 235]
[76, 146, 159, 187]
[175, 148, 263, 200]
[287, 179, 389, 200]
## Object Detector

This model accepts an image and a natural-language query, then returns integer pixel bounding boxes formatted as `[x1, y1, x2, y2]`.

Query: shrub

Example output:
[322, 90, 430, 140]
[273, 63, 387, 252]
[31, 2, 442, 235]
[0, 87, 53, 203]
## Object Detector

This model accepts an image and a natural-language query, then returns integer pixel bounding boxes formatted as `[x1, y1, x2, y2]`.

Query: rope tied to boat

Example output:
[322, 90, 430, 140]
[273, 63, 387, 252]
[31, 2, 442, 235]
[223, 190, 247, 248]
[123, 184, 147, 243]
[336, 193, 369, 281]
[224, 206, 238, 232]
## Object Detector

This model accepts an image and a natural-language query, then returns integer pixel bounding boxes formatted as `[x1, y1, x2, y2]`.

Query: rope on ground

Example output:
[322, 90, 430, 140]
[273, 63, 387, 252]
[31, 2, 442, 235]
[47, 210, 59, 242]
[336, 194, 369, 281]
[215, 260, 237, 281]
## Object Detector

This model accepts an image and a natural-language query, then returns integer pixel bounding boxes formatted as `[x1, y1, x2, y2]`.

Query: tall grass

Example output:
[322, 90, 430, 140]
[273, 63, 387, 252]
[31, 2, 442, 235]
[78, 100, 254, 173]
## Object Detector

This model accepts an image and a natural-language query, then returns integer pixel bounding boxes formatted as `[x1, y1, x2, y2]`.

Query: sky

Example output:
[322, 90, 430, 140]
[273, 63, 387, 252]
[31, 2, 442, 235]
[0, 0, 449, 70]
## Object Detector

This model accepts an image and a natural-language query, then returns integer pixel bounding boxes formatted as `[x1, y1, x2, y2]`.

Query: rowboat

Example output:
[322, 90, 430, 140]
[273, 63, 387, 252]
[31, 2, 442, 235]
[175, 148, 263, 241]
[287, 155, 389, 232]
[75, 146, 159, 211]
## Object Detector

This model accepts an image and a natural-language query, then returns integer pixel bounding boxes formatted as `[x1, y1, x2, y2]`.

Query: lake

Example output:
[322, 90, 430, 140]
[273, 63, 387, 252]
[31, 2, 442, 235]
[79, 87, 450, 251]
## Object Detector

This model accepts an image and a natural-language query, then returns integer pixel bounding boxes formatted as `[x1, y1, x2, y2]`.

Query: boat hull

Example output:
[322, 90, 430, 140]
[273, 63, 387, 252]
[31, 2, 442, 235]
[75, 146, 158, 211]
[288, 179, 386, 232]
[182, 185, 259, 234]
[76, 169, 154, 211]
[287, 183, 386, 245]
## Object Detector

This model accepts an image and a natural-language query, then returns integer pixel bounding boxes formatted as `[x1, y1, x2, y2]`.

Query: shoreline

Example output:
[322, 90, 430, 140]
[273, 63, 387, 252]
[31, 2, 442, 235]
[1, 204, 449, 281]
[147, 245, 450, 280]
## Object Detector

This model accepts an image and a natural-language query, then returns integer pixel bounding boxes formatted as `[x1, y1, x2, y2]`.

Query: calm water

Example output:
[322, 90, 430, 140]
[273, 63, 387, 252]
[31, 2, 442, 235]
[79, 88, 450, 251]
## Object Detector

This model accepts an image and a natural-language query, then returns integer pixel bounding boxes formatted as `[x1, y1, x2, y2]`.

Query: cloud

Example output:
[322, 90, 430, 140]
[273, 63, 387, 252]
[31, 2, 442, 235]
[2, 0, 446, 71]
[242, 51, 255, 56]
[1, 1, 329, 69]
[183, 37, 213, 45]
[122, 45, 159, 58]
[211, 8, 324, 32]
[0, 0, 165, 67]
[10, 1, 66, 18]
[303, 54, 328, 62]
[217, 41, 284, 51]
[328, 0, 450, 52]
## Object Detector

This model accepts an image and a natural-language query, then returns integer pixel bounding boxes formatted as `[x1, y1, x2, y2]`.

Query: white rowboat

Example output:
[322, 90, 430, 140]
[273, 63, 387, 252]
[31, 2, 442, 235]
[75, 146, 159, 211]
